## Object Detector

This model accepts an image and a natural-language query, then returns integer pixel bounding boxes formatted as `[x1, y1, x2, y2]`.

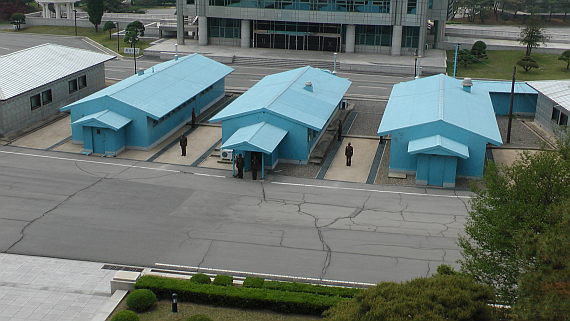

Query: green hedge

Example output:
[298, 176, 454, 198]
[213, 274, 233, 286]
[135, 275, 347, 316]
[261, 280, 361, 298]
[125, 289, 157, 312]
[190, 273, 211, 284]
[243, 276, 264, 288]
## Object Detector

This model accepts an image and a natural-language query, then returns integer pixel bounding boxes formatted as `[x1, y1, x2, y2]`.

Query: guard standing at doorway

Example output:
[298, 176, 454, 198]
[251, 155, 259, 180]
[236, 154, 244, 179]
[345, 142, 353, 166]
[191, 108, 196, 128]
[179, 135, 187, 156]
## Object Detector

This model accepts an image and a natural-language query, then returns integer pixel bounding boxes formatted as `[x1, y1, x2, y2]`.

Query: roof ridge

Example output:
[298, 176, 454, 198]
[438, 74, 445, 120]
[261, 66, 311, 113]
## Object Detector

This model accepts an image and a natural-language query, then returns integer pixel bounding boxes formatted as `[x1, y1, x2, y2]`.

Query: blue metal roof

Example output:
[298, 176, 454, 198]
[61, 54, 233, 119]
[221, 122, 288, 154]
[210, 66, 351, 131]
[378, 74, 502, 146]
[408, 135, 469, 159]
[472, 79, 537, 95]
[71, 110, 131, 131]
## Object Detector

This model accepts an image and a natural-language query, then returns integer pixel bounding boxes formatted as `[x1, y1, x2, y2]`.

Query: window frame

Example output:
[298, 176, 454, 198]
[78, 75, 87, 89]
[69, 79, 78, 93]
[41, 89, 52, 105]
[30, 94, 41, 110]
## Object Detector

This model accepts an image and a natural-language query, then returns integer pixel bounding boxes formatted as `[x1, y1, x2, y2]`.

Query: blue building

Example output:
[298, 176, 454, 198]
[61, 54, 233, 156]
[209, 66, 351, 176]
[377, 74, 502, 187]
[472, 80, 537, 116]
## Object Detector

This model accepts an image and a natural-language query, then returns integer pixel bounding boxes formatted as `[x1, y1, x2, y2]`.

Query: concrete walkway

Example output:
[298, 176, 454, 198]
[0, 253, 123, 321]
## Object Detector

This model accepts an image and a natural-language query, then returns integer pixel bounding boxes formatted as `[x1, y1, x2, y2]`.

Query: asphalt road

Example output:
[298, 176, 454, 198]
[0, 147, 471, 284]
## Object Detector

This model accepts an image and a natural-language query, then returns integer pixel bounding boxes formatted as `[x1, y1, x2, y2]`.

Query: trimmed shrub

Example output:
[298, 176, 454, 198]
[190, 273, 211, 284]
[125, 289, 157, 312]
[262, 281, 361, 298]
[242, 276, 264, 288]
[135, 275, 347, 316]
[186, 314, 214, 321]
[111, 310, 139, 321]
[213, 274, 233, 286]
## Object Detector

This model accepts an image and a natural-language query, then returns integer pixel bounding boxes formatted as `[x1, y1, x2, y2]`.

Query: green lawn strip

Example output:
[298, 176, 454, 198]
[135, 275, 349, 316]
[446, 50, 570, 80]
[107, 299, 322, 321]
[3, 26, 150, 56]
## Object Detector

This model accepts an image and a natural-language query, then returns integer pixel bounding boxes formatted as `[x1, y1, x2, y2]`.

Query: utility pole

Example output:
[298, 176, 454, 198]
[116, 22, 120, 52]
[506, 66, 516, 144]
[453, 43, 460, 78]
[73, 9, 77, 36]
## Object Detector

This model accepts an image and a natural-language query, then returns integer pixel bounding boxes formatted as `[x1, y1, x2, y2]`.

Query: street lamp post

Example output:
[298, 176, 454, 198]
[414, 49, 418, 78]
[116, 22, 120, 52]
[73, 9, 77, 36]
[333, 52, 337, 75]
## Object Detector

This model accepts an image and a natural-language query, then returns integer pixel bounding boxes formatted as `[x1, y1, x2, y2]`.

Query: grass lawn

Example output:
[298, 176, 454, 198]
[107, 299, 323, 321]
[2, 25, 150, 56]
[446, 50, 570, 81]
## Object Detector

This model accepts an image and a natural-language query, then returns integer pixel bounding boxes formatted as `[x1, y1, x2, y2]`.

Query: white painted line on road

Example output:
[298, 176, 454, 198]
[358, 86, 387, 89]
[271, 182, 471, 199]
[0, 150, 226, 178]
[155, 262, 376, 287]
[0, 47, 9, 50]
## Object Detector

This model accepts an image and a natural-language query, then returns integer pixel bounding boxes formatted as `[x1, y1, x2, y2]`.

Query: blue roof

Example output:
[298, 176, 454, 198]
[221, 122, 288, 154]
[378, 74, 502, 146]
[61, 54, 233, 119]
[71, 110, 131, 131]
[210, 66, 351, 131]
[408, 135, 469, 159]
[472, 80, 537, 95]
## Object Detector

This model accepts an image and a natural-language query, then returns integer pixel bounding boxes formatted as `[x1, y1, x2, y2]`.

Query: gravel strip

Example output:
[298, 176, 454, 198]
[348, 113, 383, 136]
[495, 116, 546, 148]
[269, 163, 321, 179]
[350, 100, 387, 114]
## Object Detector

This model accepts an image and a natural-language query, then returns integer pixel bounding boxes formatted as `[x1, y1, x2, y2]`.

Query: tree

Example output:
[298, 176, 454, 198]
[86, 0, 104, 32]
[458, 49, 478, 67]
[515, 201, 570, 320]
[471, 41, 488, 60]
[103, 21, 116, 40]
[124, 20, 145, 48]
[459, 135, 570, 305]
[0, 0, 27, 20]
[10, 12, 25, 29]
[519, 13, 550, 56]
[558, 50, 570, 69]
[323, 268, 497, 321]
[517, 56, 539, 72]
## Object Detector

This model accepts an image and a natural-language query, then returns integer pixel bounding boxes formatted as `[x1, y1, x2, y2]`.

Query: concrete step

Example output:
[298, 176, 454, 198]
[232, 56, 334, 70]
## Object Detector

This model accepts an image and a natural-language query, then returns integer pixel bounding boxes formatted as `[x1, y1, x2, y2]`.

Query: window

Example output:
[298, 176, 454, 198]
[356, 25, 392, 46]
[208, 18, 241, 39]
[561, 113, 568, 126]
[41, 89, 52, 105]
[552, 107, 561, 123]
[69, 79, 78, 93]
[402, 27, 419, 48]
[78, 75, 87, 89]
[30, 94, 41, 110]
[407, 0, 417, 13]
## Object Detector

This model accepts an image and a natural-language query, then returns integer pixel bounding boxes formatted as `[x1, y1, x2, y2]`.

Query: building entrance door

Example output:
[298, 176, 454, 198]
[92, 128, 105, 154]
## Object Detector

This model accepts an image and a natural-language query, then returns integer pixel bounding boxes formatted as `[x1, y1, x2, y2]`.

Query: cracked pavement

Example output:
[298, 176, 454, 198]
[0, 147, 471, 284]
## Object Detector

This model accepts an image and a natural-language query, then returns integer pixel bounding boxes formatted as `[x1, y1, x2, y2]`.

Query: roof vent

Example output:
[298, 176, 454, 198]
[304, 81, 313, 92]
[462, 78, 473, 93]
[137, 69, 144, 76]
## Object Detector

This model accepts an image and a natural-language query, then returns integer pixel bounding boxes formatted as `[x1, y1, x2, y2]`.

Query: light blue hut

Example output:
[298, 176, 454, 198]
[61, 54, 233, 156]
[210, 66, 351, 177]
[377, 74, 502, 187]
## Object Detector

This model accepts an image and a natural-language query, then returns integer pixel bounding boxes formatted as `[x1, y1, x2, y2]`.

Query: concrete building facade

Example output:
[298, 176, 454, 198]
[178, 0, 449, 56]
[527, 80, 570, 137]
[0, 44, 114, 138]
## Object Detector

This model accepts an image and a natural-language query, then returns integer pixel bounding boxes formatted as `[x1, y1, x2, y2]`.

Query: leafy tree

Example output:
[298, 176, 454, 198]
[0, 0, 27, 20]
[86, 0, 104, 32]
[515, 201, 570, 320]
[471, 41, 488, 60]
[479, 10, 490, 22]
[123, 20, 145, 48]
[519, 13, 550, 56]
[104, 0, 123, 12]
[458, 49, 478, 67]
[10, 12, 25, 29]
[322, 270, 496, 321]
[517, 56, 539, 72]
[459, 135, 570, 305]
[558, 50, 570, 69]
[103, 21, 116, 40]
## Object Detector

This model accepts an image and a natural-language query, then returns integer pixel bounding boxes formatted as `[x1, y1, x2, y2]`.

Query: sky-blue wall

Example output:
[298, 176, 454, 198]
[490, 92, 537, 116]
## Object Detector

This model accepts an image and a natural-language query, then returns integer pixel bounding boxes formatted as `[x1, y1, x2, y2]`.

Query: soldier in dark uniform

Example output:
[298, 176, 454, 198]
[179, 134, 187, 156]
[251, 155, 259, 180]
[337, 119, 343, 141]
[236, 154, 244, 179]
[191, 108, 196, 128]
[345, 142, 353, 166]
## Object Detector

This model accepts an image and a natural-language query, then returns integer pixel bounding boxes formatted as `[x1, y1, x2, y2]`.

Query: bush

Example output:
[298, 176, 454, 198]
[190, 273, 211, 284]
[111, 310, 139, 321]
[242, 276, 264, 288]
[262, 281, 361, 298]
[186, 314, 214, 321]
[501, 13, 510, 21]
[135, 275, 347, 316]
[125, 289, 157, 312]
[323, 274, 496, 321]
[471, 41, 488, 60]
[213, 274, 233, 286]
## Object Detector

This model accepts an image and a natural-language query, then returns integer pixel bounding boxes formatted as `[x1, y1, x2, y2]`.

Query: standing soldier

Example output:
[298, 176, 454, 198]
[236, 154, 244, 179]
[345, 142, 353, 166]
[179, 134, 187, 156]
[251, 155, 259, 180]
[191, 108, 196, 128]
[337, 119, 343, 141]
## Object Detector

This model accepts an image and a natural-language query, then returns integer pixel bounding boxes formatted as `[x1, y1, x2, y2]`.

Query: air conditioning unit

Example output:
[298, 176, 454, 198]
[220, 149, 233, 161]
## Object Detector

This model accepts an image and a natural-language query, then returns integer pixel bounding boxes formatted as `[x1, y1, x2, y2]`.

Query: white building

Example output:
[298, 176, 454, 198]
[527, 80, 570, 137]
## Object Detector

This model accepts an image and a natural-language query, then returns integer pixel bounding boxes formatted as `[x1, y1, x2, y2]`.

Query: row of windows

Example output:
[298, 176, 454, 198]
[209, 0, 392, 12]
[69, 75, 87, 94]
[552, 106, 569, 126]
[355, 25, 392, 46]
[402, 26, 419, 48]
[209, 18, 241, 38]
[253, 21, 341, 34]
[30, 90, 52, 110]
